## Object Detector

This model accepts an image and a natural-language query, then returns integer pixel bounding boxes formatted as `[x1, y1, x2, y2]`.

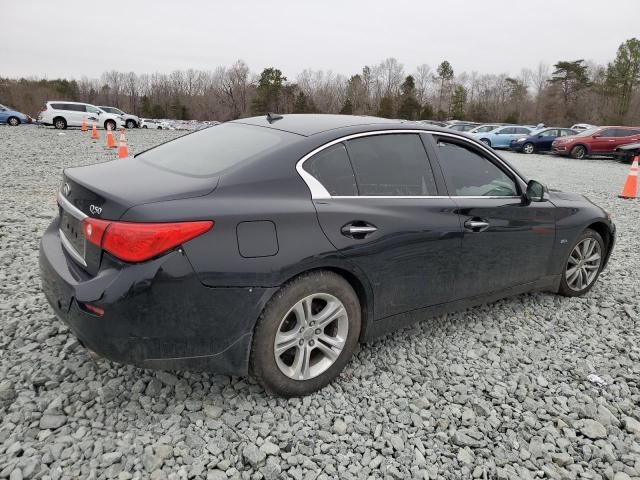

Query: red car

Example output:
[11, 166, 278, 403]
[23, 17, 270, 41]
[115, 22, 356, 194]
[552, 126, 640, 159]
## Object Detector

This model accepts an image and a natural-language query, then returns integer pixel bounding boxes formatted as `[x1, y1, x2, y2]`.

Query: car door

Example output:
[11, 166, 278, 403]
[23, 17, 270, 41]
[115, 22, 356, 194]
[85, 105, 102, 126]
[493, 127, 513, 147]
[590, 128, 617, 153]
[305, 132, 462, 320]
[429, 135, 556, 299]
[537, 129, 558, 151]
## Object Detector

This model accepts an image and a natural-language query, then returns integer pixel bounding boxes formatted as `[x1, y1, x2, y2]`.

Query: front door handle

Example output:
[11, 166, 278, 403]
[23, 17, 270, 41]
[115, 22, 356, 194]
[464, 218, 490, 232]
[341, 222, 377, 239]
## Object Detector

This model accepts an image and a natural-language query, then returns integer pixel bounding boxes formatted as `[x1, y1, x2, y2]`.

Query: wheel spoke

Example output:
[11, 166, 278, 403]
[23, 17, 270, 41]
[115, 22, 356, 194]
[584, 263, 599, 270]
[585, 253, 601, 263]
[314, 341, 340, 362]
[567, 255, 579, 265]
[567, 267, 580, 284]
[274, 331, 300, 356]
[314, 301, 346, 328]
[318, 333, 345, 349]
[290, 345, 311, 380]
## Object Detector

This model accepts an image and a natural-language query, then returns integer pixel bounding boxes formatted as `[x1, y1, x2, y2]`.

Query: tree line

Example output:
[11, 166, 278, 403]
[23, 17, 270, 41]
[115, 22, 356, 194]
[1, 38, 639, 126]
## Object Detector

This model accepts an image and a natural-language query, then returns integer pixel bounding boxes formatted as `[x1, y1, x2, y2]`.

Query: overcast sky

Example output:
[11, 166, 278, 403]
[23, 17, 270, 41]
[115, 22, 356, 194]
[2, 0, 639, 80]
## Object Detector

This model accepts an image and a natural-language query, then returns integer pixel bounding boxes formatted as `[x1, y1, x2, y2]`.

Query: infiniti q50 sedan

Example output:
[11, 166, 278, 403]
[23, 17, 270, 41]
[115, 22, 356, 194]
[39, 114, 615, 397]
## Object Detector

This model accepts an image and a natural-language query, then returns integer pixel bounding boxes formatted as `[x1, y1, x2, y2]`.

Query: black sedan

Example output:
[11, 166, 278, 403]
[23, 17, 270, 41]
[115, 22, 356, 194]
[40, 114, 615, 397]
[614, 141, 640, 163]
[510, 128, 578, 154]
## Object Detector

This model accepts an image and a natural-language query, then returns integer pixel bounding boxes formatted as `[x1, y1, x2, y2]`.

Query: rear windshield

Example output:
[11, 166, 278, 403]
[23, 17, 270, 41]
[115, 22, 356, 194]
[138, 123, 297, 177]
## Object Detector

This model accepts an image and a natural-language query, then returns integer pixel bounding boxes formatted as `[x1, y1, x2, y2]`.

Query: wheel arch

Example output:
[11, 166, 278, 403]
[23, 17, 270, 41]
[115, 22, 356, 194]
[263, 265, 374, 342]
[8, 116, 20, 125]
[586, 221, 613, 267]
[571, 143, 589, 154]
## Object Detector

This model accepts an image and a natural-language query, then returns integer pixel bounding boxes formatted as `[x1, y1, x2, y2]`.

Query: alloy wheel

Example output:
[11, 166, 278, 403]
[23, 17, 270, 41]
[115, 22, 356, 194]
[523, 143, 535, 154]
[8, 117, 19, 126]
[566, 238, 602, 291]
[274, 293, 349, 381]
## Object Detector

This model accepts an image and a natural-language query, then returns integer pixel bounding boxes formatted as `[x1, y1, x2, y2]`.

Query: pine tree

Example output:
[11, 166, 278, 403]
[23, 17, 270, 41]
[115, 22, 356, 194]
[397, 75, 421, 120]
[340, 98, 354, 115]
[435, 61, 454, 116]
[251, 67, 287, 115]
[605, 38, 640, 120]
[449, 85, 467, 120]
[549, 60, 590, 117]
[377, 95, 394, 118]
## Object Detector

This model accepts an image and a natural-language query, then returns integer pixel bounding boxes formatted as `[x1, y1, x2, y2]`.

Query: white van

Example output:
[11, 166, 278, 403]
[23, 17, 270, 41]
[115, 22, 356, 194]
[37, 101, 125, 130]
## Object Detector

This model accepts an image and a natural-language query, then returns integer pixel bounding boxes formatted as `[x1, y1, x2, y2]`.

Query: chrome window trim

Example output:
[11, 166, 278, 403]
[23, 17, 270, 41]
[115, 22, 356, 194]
[296, 129, 526, 200]
[59, 229, 88, 267]
[315, 195, 521, 200]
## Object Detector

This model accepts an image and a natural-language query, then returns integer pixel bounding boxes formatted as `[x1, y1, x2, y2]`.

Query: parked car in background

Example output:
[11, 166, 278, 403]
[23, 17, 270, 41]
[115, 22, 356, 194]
[98, 106, 140, 129]
[552, 126, 640, 159]
[510, 128, 578, 154]
[571, 123, 596, 131]
[140, 118, 163, 129]
[447, 122, 480, 132]
[38, 102, 125, 130]
[468, 124, 501, 134]
[418, 120, 448, 127]
[39, 114, 615, 397]
[613, 141, 640, 163]
[471, 125, 533, 148]
[0, 104, 32, 126]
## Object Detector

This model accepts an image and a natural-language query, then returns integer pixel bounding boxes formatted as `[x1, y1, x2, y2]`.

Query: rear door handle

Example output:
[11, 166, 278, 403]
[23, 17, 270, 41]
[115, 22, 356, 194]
[341, 222, 377, 239]
[464, 218, 490, 232]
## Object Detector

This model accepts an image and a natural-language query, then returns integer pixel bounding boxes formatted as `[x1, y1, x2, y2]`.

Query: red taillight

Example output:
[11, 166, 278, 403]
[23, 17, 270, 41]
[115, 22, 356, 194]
[81, 218, 213, 263]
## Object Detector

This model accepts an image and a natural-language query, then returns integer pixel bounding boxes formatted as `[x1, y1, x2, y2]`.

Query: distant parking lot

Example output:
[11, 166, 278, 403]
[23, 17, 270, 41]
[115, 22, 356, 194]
[1, 126, 639, 480]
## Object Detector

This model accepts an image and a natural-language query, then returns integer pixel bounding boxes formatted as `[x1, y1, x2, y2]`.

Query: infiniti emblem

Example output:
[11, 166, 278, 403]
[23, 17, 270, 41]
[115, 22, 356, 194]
[63, 183, 71, 196]
[90, 205, 103, 216]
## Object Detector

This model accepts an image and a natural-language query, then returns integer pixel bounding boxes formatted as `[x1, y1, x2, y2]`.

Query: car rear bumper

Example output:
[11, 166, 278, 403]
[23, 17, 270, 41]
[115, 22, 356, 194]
[510, 142, 524, 152]
[39, 218, 276, 376]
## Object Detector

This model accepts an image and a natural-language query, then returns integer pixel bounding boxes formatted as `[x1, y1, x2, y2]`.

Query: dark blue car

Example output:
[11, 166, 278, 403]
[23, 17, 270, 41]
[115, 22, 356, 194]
[511, 128, 578, 154]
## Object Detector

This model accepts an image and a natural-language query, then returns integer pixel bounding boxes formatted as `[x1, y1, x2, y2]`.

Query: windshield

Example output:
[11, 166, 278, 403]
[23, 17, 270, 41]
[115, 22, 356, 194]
[575, 127, 599, 137]
[139, 123, 297, 177]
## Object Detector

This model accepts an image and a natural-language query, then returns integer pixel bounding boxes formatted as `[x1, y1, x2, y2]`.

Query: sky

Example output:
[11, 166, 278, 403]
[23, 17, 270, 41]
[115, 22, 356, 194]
[2, 0, 639, 80]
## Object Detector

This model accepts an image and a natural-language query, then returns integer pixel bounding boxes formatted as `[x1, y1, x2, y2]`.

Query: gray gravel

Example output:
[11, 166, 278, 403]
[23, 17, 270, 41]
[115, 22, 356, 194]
[1, 125, 639, 480]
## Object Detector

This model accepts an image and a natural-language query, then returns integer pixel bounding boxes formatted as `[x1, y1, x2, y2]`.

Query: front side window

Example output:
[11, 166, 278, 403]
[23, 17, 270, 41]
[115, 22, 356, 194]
[599, 129, 616, 137]
[498, 127, 514, 135]
[305, 143, 357, 196]
[542, 129, 558, 137]
[86, 106, 101, 114]
[514, 127, 531, 134]
[435, 139, 518, 197]
[346, 134, 437, 196]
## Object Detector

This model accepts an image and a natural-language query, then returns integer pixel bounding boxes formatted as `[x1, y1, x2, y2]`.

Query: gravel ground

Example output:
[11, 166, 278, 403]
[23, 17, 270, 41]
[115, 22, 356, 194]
[1, 125, 639, 480]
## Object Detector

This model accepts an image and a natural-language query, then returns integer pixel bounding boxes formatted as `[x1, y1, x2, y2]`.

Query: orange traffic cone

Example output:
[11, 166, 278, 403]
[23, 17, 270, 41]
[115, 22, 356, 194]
[618, 155, 638, 199]
[91, 121, 98, 140]
[105, 125, 116, 148]
[81, 118, 87, 132]
[117, 128, 129, 159]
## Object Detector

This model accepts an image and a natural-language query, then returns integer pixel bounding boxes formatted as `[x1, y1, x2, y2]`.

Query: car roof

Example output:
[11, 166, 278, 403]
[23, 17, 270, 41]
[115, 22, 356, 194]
[48, 100, 91, 105]
[232, 114, 405, 136]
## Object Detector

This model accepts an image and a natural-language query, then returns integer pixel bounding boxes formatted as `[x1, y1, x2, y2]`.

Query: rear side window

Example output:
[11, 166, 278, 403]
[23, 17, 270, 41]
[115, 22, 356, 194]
[435, 139, 518, 197]
[63, 104, 85, 112]
[499, 127, 514, 134]
[139, 123, 295, 177]
[305, 143, 357, 196]
[616, 128, 640, 137]
[50, 103, 64, 110]
[346, 134, 437, 196]
[514, 127, 530, 134]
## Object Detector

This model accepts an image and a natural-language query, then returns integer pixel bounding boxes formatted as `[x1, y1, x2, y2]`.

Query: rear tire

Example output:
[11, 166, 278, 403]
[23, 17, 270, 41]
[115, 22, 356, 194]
[557, 228, 605, 297]
[125, 119, 136, 129]
[250, 271, 361, 397]
[570, 145, 587, 159]
[53, 117, 67, 130]
[7, 116, 20, 126]
[480, 138, 491, 147]
[523, 142, 535, 154]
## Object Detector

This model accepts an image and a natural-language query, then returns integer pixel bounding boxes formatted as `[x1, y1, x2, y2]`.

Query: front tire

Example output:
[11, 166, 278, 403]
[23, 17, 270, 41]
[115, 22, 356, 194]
[53, 117, 67, 130]
[7, 116, 20, 126]
[250, 271, 361, 397]
[558, 229, 605, 297]
[104, 120, 116, 131]
[125, 119, 137, 129]
[142, 125, 148, 129]
[523, 142, 535, 154]
[570, 145, 587, 159]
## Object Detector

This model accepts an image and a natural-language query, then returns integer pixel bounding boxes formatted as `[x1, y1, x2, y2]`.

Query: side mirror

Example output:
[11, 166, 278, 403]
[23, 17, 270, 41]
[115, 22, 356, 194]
[592, 134, 600, 138]
[524, 180, 547, 203]
[538, 134, 544, 138]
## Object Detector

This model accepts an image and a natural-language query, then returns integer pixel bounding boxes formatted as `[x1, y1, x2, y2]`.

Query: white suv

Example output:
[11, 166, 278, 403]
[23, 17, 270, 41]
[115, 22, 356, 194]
[98, 106, 140, 129]
[37, 101, 125, 130]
